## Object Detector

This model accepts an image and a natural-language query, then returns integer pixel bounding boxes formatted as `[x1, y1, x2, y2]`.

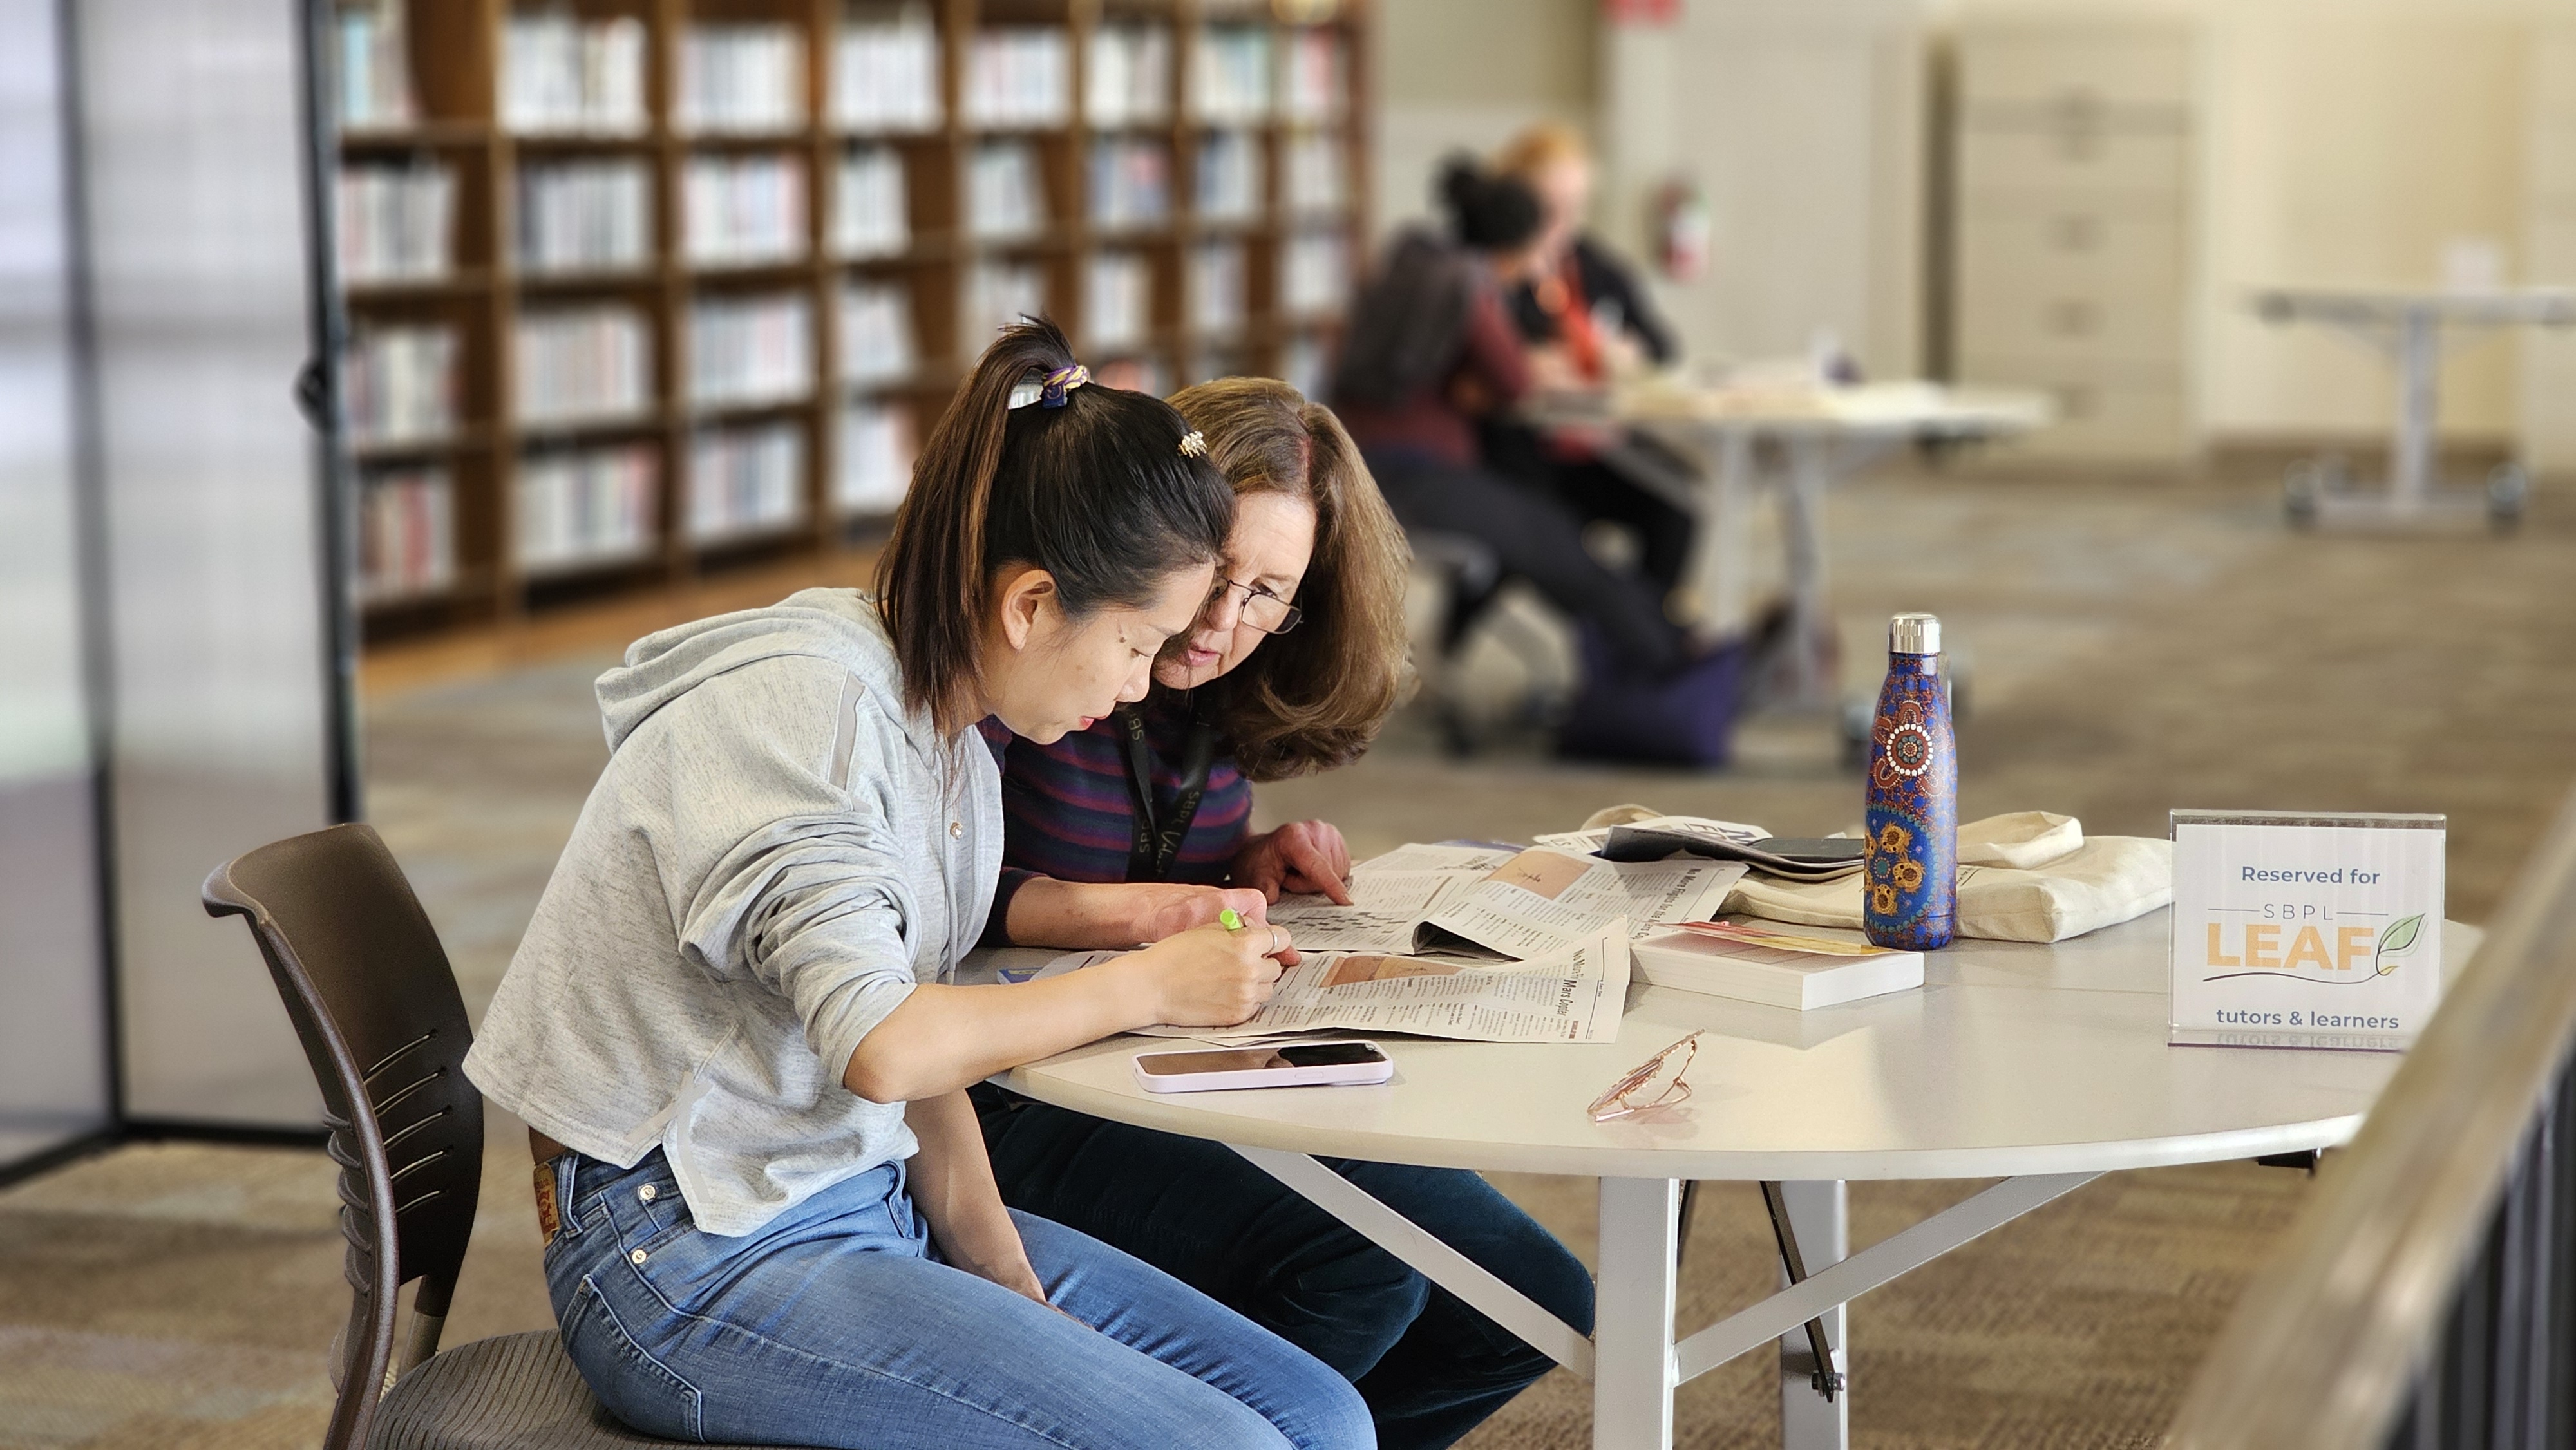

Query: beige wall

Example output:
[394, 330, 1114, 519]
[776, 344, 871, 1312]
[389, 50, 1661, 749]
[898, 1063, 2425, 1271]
[1601, 0, 1927, 374]
[1949, 0, 2549, 446]
[1368, 0, 1598, 236]
[2201, 4, 2528, 440]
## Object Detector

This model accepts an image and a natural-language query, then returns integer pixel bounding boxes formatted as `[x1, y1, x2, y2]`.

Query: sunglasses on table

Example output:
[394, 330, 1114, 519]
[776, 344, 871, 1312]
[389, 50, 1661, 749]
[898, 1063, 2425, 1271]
[1208, 576, 1302, 636]
[1587, 1031, 1702, 1123]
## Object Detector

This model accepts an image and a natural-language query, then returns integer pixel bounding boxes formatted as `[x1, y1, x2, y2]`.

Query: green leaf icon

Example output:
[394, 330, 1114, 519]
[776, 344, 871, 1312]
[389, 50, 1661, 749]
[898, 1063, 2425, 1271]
[2374, 913, 2425, 976]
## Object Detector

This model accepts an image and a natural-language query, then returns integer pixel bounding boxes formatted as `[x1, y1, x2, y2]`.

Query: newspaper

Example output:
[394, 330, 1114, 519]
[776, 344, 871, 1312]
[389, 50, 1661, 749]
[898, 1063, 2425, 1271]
[1018, 921, 1633, 1045]
[1260, 842, 1514, 954]
[1531, 814, 1770, 857]
[1269, 843, 1743, 960]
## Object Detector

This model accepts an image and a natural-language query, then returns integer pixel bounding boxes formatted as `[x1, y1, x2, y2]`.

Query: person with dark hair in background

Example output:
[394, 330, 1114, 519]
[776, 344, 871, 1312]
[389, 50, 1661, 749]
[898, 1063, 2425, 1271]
[972, 376, 1595, 1450]
[464, 319, 1372, 1450]
[1333, 156, 1692, 681]
[1485, 123, 1697, 608]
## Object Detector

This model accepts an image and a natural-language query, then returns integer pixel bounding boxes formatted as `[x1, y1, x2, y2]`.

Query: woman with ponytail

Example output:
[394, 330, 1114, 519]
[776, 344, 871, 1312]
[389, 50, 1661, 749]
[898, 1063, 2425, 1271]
[465, 320, 1371, 1450]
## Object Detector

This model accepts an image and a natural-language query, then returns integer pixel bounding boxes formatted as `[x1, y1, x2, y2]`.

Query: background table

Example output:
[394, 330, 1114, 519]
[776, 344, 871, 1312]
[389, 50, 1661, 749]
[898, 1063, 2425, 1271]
[1531, 381, 2051, 711]
[2251, 287, 2576, 531]
[998, 908, 2479, 1449]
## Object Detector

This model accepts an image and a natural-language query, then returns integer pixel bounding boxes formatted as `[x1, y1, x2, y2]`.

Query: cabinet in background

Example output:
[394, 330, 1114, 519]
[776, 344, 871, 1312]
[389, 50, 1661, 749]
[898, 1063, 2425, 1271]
[1950, 16, 2197, 465]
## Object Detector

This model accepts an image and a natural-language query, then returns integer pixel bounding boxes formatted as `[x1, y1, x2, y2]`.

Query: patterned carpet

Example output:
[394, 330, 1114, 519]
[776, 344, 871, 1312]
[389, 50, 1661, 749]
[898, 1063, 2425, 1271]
[7, 466, 2572, 1448]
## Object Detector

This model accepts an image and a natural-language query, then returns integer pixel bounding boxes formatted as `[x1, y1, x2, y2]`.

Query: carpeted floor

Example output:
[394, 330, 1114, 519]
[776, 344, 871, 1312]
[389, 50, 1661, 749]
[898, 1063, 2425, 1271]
[8, 465, 2573, 1449]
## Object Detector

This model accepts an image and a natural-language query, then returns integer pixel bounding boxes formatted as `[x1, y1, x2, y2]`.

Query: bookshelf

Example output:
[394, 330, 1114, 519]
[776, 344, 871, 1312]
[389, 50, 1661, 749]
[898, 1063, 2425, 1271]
[330, 0, 1372, 639]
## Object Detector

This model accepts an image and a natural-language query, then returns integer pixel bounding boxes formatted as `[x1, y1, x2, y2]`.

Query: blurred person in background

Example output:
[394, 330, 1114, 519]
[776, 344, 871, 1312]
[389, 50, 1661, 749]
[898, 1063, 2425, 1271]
[976, 376, 1595, 1450]
[1332, 156, 1692, 682]
[1484, 123, 1696, 611]
[1498, 123, 1676, 376]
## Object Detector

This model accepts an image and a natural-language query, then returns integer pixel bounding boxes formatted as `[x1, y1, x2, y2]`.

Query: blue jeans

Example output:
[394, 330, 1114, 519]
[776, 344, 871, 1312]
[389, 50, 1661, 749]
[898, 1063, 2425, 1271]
[542, 1148, 1374, 1449]
[972, 1089, 1596, 1450]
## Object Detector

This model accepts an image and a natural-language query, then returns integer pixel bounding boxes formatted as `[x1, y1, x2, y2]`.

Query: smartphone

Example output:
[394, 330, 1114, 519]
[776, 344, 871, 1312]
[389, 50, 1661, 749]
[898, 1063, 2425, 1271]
[1752, 837, 1869, 865]
[1132, 1040, 1395, 1094]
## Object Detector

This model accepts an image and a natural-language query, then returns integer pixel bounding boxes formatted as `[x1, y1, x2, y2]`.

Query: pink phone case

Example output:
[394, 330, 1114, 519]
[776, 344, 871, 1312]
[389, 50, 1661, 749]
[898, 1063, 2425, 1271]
[1131, 1042, 1396, 1093]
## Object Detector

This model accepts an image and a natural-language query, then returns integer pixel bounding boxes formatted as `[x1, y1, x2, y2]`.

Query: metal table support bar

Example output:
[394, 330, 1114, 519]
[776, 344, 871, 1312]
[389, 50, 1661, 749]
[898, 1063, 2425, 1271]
[1763, 1181, 1844, 1402]
[1672, 1172, 2101, 1384]
[1227, 1143, 1599, 1378]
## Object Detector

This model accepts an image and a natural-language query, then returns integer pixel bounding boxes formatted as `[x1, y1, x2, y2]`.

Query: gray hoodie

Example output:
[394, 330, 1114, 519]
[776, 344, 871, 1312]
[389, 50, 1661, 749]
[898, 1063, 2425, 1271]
[464, 589, 1001, 1236]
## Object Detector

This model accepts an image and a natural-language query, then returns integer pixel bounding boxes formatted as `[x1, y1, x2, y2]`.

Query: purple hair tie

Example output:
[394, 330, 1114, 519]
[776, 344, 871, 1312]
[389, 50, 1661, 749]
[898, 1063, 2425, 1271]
[1006, 362, 1094, 410]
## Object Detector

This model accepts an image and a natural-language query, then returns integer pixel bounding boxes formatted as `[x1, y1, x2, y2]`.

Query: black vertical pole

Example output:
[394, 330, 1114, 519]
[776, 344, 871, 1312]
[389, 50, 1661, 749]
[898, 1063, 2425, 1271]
[294, 0, 365, 825]
[53, 0, 125, 1135]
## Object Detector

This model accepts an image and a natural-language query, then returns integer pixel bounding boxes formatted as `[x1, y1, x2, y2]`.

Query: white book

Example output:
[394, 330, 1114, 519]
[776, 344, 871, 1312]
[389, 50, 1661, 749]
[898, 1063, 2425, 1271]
[1633, 921, 1923, 1010]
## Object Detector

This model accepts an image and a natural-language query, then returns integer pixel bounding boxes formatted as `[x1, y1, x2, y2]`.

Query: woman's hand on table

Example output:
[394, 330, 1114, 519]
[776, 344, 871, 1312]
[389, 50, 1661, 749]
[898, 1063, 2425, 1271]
[1132, 883, 1273, 944]
[1117, 919, 1296, 1026]
[1001, 877, 1266, 951]
[1233, 820, 1354, 905]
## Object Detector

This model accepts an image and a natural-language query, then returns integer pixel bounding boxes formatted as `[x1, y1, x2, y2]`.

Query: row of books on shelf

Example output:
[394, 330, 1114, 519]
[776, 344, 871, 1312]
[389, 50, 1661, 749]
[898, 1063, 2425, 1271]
[348, 241, 1347, 447]
[690, 295, 815, 408]
[497, 13, 649, 137]
[336, 1, 418, 131]
[518, 159, 652, 274]
[683, 155, 808, 268]
[357, 406, 922, 598]
[515, 308, 652, 426]
[674, 25, 805, 135]
[345, 326, 457, 446]
[963, 131, 1342, 238]
[336, 129, 1341, 285]
[336, 3, 1347, 138]
[837, 6, 943, 133]
[961, 24, 1348, 129]
[838, 147, 910, 259]
[688, 423, 806, 541]
[338, 160, 451, 283]
[357, 467, 452, 600]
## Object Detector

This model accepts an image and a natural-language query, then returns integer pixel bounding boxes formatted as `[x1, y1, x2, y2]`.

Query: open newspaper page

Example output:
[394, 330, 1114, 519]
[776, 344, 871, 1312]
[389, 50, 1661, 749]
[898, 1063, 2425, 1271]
[1260, 843, 1513, 954]
[1421, 847, 1744, 957]
[1265, 842, 1742, 959]
[1009, 922, 1633, 1045]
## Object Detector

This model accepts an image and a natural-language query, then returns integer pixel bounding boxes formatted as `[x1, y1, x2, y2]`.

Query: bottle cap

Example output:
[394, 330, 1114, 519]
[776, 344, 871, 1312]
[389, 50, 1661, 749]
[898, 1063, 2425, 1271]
[1889, 612, 1941, 654]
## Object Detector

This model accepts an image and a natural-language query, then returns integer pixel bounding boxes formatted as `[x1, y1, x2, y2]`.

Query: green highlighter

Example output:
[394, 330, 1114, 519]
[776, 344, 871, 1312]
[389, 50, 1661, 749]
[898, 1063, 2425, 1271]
[1218, 908, 1245, 932]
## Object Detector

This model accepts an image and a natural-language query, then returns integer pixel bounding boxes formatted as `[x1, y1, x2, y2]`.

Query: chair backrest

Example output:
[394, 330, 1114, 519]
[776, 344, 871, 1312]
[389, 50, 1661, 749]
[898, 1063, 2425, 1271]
[202, 822, 485, 1450]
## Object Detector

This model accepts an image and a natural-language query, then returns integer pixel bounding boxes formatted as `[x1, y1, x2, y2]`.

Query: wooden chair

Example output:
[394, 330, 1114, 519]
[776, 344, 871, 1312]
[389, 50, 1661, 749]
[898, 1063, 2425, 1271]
[203, 822, 777, 1449]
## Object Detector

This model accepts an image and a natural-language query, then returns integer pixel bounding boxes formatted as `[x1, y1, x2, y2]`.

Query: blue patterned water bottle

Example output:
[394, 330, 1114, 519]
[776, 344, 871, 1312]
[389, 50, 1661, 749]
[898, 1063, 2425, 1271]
[1864, 613, 1956, 950]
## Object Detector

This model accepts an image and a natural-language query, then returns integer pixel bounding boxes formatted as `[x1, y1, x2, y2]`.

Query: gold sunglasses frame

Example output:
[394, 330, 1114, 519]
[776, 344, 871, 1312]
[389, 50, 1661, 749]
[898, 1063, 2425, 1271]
[1587, 1030, 1703, 1122]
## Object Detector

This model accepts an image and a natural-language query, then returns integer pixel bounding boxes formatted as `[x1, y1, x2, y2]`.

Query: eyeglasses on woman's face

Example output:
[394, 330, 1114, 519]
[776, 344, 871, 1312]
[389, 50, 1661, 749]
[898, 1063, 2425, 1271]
[1206, 576, 1302, 636]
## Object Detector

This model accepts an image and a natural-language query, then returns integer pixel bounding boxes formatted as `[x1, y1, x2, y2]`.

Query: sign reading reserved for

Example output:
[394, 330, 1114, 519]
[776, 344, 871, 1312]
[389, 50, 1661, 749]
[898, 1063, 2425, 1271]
[2168, 810, 2447, 1051]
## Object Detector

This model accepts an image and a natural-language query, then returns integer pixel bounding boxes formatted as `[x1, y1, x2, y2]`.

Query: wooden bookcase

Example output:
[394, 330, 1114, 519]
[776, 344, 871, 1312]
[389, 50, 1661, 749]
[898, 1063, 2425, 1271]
[337, 0, 1371, 641]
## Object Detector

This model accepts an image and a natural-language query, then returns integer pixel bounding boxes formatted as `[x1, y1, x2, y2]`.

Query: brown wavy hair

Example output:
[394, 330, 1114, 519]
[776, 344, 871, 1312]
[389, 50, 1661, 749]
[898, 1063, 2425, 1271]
[1168, 377, 1412, 781]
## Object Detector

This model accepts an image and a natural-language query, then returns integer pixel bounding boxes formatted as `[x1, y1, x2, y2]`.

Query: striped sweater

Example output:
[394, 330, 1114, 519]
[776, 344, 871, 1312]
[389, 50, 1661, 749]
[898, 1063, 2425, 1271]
[978, 692, 1254, 944]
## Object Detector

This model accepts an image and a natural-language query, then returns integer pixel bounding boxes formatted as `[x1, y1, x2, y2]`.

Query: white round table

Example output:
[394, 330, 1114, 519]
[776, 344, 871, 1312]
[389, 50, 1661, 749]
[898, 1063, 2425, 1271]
[1000, 908, 2479, 1450]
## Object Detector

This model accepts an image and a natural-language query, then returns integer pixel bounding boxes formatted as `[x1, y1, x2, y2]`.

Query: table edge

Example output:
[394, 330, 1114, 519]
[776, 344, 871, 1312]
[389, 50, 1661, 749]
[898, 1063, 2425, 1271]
[996, 1066, 2363, 1181]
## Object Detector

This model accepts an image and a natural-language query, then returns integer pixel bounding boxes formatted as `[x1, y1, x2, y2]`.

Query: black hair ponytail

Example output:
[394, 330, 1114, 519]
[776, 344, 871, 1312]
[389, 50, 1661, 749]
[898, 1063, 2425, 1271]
[876, 317, 1233, 731]
[1435, 154, 1543, 254]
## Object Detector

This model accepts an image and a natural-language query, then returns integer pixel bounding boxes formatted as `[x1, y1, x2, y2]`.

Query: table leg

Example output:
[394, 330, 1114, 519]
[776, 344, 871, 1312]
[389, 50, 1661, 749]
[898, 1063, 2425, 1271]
[1683, 429, 1757, 637]
[1781, 435, 1833, 710]
[1775, 1181, 1850, 1450]
[2390, 304, 2439, 513]
[1595, 1177, 1681, 1450]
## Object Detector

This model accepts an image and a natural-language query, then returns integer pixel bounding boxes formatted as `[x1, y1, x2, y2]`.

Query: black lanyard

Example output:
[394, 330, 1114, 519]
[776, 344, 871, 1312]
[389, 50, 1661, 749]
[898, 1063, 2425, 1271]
[1120, 697, 1220, 883]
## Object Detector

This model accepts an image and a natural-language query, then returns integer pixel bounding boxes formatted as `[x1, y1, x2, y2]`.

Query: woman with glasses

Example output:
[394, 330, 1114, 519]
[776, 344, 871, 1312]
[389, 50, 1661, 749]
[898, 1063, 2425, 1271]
[972, 377, 1596, 1450]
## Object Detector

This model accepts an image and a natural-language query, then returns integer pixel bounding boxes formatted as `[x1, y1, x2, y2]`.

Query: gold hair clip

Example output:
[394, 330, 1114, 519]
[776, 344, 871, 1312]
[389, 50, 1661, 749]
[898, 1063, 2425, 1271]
[1177, 429, 1208, 458]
